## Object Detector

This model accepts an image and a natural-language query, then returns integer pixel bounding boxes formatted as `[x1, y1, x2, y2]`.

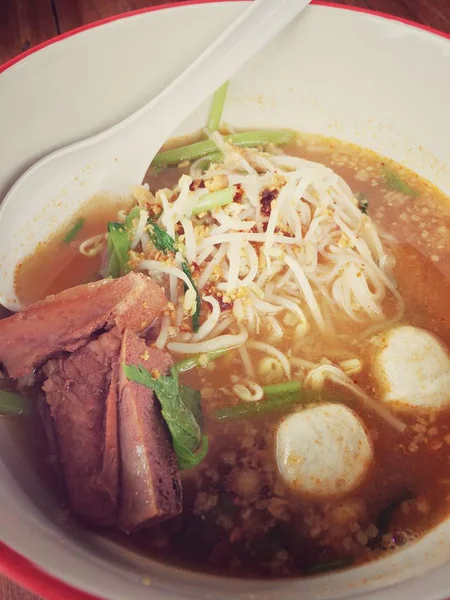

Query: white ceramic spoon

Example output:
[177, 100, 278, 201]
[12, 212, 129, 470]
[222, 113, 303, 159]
[0, 0, 311, 311]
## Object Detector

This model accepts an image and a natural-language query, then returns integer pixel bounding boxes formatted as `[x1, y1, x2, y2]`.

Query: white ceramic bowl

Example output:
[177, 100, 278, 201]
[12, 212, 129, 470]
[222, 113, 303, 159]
[0, 2, 450, 599]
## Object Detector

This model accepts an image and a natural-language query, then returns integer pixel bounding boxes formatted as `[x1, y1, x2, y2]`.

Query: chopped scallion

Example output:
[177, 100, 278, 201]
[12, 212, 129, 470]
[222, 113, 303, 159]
[382, 167, 419, 197]
[207, 81, 229, 131]
[124, 205, 141, 229]
[152, 129, 296, 167]
[213, 382, 307, 421]
[107, 222, 130, 278]
[192, 187, 234, 216]
[262, 381, 302, 397]
[63, 218, 84, 244]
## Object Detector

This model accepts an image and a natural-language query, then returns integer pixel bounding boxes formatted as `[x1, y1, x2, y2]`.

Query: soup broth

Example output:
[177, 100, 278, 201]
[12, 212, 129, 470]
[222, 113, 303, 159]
[8, 132, 450, 578]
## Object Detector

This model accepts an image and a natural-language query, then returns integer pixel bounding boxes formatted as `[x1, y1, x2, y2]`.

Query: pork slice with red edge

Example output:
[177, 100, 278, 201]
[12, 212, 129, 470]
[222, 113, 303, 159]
[0, 272, 166, 379]
[119, 329, 182, 533]
[42, 328, 122, 526]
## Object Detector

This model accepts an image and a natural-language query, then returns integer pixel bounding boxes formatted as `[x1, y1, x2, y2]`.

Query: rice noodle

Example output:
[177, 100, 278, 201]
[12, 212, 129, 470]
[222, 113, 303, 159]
[238, 344, 256, 377]
[247, 341, 291, 379]
[154, 315, 170, 350]
[79, 234, 105, 257]
[284, 255, 326, 332]
[123, 135, 404, 383]
[233, 381, 264, 402]
[130, 209, 149, 250]
[167, 326, 248, 354]
[191, 296, 220, 341]
[305, 364, 406, 432]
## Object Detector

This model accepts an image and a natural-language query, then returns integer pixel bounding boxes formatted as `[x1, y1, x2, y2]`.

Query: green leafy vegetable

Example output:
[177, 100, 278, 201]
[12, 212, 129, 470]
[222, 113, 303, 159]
[174, 435, 209, 470]
[181, 261, 201, 333]
[192, 187, 234, 216]
[106, 207, 142, 277]
[63, 218, 84, 244]
[262, 381, 302, 397]
[123, 363, 207, 469]
[303, 557, 354, 575]
[212, 382, 347, 421]
[0, 390, 30, 417]
[213, 381, 306, 421]
[207, 81, 229, 131]
[124, 205, 141, 229]
[152, 129, 296, 167]
[107, 222, 130, 278]
[174, 349, 228, 373]
[194, 151, 224, 170]
[180, 385, 204, 430]
[382, 167, 419, 197]
[355, 192, 369, 215]
[148, 220, 177, 254]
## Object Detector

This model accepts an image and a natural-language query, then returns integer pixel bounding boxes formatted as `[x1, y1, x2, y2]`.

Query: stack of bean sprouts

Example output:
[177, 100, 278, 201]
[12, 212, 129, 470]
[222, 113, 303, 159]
[83, 132, 406, 431]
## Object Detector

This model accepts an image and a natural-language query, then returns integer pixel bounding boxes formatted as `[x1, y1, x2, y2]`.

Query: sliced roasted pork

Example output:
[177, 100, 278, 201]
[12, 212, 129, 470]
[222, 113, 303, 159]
[118, 330, 182, 533]
[43, 329, 122, 526]
[0, 272, 166, 379]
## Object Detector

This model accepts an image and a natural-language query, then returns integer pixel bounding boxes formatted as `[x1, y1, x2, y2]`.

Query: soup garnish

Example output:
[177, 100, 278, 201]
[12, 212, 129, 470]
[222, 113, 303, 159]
[2, 84, 450, 578]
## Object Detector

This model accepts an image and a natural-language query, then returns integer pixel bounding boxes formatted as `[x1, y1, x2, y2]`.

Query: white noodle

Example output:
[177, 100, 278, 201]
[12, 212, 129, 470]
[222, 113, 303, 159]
[130, 209, 149, 250]
[284, 255, 326, 332]
[247, 340, 291, 379]
[306, 364, 406, 432]
[168, 327, 248, 354]
[238, 344, 256, 377]
[154, 315, 170, 350]
[191, 296, 221, 341]
[79, 234, 105, 257]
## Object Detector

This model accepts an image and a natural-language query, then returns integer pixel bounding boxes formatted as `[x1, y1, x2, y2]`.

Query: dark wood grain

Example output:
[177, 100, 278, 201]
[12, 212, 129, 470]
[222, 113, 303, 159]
[0, 579, 42, 600]
[0, 0, 58, 64]
[55, 0, 180, 33]
[0, 0, 450, 598]
[52, 0, 450, 34]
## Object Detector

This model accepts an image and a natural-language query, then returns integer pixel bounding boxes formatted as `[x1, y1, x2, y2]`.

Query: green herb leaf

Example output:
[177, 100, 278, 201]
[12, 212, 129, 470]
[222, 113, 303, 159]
[181, 261, 201, 333]
[355, 192, 369, 215]
[180, 385, 203, 430]
[0, 390, 30, 417]
[123, 363, 208, 469]
[63, 218, 84, 244]
[107, 222, 130, 278]
[382, 167, 419, 197]
[148, 221, 177, 254]
[173, 435, 209, 470]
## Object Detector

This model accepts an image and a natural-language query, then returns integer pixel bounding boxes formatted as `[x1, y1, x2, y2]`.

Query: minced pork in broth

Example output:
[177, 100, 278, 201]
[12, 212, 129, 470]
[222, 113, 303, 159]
[11, 133, 450, 577]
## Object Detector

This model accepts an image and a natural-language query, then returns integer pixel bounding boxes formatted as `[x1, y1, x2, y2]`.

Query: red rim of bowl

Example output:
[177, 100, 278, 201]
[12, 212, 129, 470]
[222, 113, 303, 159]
[0, 1, 449, 598]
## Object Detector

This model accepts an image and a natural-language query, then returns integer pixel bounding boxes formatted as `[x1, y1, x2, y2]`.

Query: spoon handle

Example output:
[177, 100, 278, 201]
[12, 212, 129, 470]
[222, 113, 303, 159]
[123, 0, 312, 177]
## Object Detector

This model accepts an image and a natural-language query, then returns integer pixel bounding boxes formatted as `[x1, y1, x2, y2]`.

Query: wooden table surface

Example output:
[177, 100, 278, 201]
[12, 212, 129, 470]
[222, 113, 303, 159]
[1, 0, 450, 598]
